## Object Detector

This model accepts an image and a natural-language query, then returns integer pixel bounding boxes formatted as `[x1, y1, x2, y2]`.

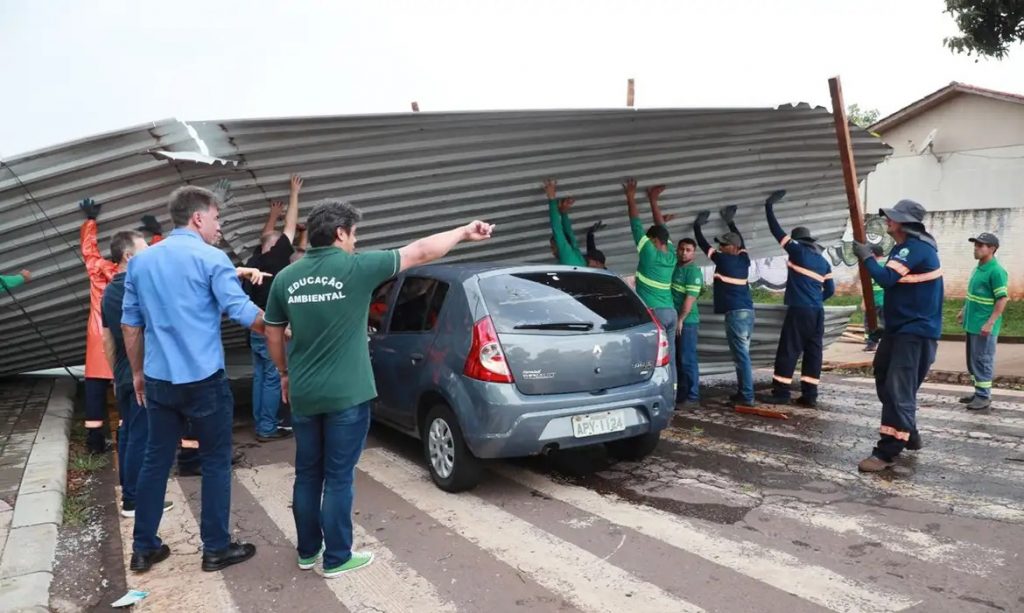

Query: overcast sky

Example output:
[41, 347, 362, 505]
[2, 0, 1023, 157]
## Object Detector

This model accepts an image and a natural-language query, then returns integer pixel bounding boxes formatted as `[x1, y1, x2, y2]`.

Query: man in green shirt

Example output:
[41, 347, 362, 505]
[0, 269, 31, 292]
[542, 178, 588, 267]
[623, 178, 678, 385]
[957, 232, 1009, 411]
[672, 238, 702, 408]
[263, 199, 493, 579]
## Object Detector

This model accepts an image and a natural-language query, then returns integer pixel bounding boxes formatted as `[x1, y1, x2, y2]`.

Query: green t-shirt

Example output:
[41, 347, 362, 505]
[264, 246, 401, 415]
[964, 258, 1009, 336]
[630, 218, 676, 309]
[0, 274, 26, 291]
[548, 199, 587, 267]
[671, 264, 703, 324]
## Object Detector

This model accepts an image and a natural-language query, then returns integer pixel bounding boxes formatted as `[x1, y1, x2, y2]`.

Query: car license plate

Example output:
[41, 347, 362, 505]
[571, 410, 626, 438]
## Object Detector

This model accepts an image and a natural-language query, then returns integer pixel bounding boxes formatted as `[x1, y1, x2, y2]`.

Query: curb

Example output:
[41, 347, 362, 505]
[0, 377, 75, 613]
[822, 362, 1024, 388]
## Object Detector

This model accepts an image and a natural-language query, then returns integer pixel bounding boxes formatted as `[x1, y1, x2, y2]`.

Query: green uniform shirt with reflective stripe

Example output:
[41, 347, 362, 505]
[671, 264, 703, 324]
[0, 274, 26, 291]
[630, 217, 676, 309]
[964, 258, 1009, 336]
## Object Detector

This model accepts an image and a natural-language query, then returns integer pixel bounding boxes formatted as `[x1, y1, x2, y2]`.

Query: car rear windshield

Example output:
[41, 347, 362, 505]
[479, 271, 652, 333]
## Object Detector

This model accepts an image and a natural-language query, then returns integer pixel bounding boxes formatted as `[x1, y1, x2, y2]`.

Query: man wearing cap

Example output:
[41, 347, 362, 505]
[852, 199, 943, 472]
[623, 179, 679, 377]
[694, 205, 755, 406]
[958, 232, 1009, 411]
[760, 190, 835, 407]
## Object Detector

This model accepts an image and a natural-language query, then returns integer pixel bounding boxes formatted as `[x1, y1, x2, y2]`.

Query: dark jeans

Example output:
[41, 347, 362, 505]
[872, 334, 937, 461]
[293, 403, 371, 569]
[675, 323, 700, 402]
[725, 309, 755, 402]
[84, 378, 110, 452]
[771, 307, 825, 400]
[116, 384, 148, 505]
[966, 333, 998, 399]
[133, 370, 234, 554]
[250, 332, 282, 436]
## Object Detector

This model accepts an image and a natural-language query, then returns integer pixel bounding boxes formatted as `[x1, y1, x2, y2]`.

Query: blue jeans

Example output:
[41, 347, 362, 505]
[292, 403, 371, 569]
[966, 333, 998, 399]
[653, 308, 678, 392]
[116, 384, 148, 505]
[133, 371, 234, 554]
[251, 332, 282, 436]
[725, 309, 755, 402]
[675, 323, 700, 402]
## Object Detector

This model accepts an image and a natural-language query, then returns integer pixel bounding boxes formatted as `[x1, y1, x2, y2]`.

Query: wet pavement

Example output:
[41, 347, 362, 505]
[72, 374, 1024, 612]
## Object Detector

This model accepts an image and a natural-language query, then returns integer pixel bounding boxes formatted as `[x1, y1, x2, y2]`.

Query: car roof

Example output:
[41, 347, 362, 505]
[401, 262, 621, 283]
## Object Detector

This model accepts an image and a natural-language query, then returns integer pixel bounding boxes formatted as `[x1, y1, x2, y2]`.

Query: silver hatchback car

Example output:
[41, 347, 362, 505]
[368, 264, 674, 492]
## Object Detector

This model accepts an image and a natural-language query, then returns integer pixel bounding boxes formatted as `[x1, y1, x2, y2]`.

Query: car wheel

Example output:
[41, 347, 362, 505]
[422, 404, 482, 492]
[606, 430, 661, 462]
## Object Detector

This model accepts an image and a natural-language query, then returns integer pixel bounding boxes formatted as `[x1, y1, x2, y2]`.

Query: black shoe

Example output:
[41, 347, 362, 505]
[959, 394, 975, 404]
[729, 392, 745, 403]
[966, 397, 992, 411]
[256, 428, 293, 442]
[794, 396, 817, 408]
[202, 542, 256, 572]
[130, 544, 171, 572]
[757, 394, 791, 405]
[906, 432, 923, 451]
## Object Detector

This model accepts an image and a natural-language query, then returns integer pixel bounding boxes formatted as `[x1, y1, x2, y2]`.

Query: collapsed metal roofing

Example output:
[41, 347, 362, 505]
[0, 105, 890, 376]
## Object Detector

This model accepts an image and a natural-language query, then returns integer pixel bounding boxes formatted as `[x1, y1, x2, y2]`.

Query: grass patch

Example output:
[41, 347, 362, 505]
[70, 452, 108, 472]
[62, 492, 90, 527]
[690, 426, 704, 435]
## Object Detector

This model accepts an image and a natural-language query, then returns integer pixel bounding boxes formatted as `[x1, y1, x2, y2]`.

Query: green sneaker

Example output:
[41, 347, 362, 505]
[323, 551, 374, 578]
[298, 545, 325, 571]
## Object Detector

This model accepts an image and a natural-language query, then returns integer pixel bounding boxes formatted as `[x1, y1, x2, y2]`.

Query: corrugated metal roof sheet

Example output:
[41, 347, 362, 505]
[0, 105, 889, 376]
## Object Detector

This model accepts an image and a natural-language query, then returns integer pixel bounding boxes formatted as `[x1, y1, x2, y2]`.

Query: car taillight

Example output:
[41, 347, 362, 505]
[464, 316, 514, 383]
[648, 308, 670, 367]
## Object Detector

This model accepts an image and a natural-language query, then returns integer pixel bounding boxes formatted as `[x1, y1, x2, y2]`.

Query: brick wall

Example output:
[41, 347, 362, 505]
[831, 207, 1023, 299]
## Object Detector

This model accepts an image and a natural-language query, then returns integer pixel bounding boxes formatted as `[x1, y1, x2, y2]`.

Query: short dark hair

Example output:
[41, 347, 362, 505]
[109, 230, 144, 263]
[586, 249, 606, 264]
[168, 186, 219, 228]
[646, 225, 669, 244]
[307, 199, 363, 248]
[679, 238, 697, 248]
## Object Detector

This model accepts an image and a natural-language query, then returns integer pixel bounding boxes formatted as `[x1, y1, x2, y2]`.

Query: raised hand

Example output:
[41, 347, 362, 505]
[464, 221, 495, 241]
[695, 211, 711, 226]
[720, 205, 738, 224]
[269, 201, 285, 219]
[622, 178, 638, 200]
[542, 178, 558, 200]
[79, 198, 101, 220]
[765, 189, 786, 206]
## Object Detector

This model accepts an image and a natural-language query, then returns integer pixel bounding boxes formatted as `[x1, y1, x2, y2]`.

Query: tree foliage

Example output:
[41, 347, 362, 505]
[847, 104, 880, 129]
[944, 0, 1024, 59]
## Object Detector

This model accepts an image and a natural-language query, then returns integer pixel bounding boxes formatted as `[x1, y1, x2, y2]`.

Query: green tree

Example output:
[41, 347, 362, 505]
[944, 0, 1024, 59]
[847, 104, 880, 129]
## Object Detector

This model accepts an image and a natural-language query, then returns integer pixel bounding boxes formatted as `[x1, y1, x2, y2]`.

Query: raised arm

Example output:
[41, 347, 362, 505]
[586, 220, 603, 255]
[560, 199, 581, 251]
[764, 190, 788, 244]
[0, 271, 29, 291]
[646, 185, 669, 227]
[693, 212, 712, 256]
[623, 178, 647, 245]
[721, 205, 746, 249]
[283, 175, 303, 241]
[398, 221, 495, 272]
[261, 201, 284, 238]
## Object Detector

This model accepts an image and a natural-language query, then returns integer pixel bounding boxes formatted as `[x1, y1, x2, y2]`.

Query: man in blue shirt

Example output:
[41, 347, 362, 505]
[853, 199, 943, 472]
[760, 190, 835, 407]
[122, 185, 267, 573]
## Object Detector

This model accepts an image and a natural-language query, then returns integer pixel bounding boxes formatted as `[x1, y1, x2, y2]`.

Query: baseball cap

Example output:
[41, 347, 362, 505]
[715, 232, 743, 248]
[969, 233, 1000, 248]
[879, 199, 927, 224]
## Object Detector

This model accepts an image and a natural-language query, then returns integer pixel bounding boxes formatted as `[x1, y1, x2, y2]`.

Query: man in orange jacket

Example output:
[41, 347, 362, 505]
[79, 198, 163, 454]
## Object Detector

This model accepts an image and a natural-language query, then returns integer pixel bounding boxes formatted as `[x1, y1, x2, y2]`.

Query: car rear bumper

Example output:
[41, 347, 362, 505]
[459, 367, 674, 459]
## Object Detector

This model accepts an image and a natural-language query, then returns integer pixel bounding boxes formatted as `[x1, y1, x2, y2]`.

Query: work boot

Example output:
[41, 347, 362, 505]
[676, 400, 700, 411]
[130, 544, 171, 572]
[757, 393, 791, 406]
[729, 392, 746, 403]
[863, 342, 878, 352]
[858, 456, 894, 472]
[905, 432, 923, 451]
[966, 397, 992, 411]
[202, 542, 257, 572]
[959, 394, 975, 404]
[256, 428, 293, 443]
[794, 396, 817, 408]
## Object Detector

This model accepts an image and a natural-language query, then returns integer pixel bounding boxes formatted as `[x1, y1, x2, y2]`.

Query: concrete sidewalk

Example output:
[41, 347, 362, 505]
[824, 337, 1024, 378]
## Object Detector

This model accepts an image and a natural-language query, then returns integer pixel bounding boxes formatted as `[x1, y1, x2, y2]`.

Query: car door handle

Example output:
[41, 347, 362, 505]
[410, 353, 424, 364]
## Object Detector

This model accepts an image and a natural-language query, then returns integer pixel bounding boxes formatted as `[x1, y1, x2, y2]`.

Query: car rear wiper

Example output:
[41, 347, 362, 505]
[513, 322, 595, 331]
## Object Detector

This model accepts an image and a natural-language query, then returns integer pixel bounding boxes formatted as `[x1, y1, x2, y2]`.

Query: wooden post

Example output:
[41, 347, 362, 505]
[411, 101, 420, 112]
[828, 76, 877, 332]
[626, 79, 635, 107]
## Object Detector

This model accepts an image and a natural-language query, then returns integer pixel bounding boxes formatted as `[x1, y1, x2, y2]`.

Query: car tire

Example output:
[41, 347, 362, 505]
[422, 404, 482, 492]
[606, 430, 661, 462]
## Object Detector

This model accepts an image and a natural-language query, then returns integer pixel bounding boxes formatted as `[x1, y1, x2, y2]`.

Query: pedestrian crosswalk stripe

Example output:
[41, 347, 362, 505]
[235, 463, 457, 613]
[490, 463, 919, 613]
[359, 448, 706, 613]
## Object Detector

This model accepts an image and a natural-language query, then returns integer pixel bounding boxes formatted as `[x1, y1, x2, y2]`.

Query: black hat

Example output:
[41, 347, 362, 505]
[879, 199, 927, 224]
[714, 232, 743, 248]
[969, 233, 1000, 248]
[587, 249, 607, 264]
[790, 226, 816, 242]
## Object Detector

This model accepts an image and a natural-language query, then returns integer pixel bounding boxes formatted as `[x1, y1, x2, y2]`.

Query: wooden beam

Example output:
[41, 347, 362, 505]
[411, 101, 420, 112]
[828, 76, 877, 332]
[626, 79, 635, 107]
